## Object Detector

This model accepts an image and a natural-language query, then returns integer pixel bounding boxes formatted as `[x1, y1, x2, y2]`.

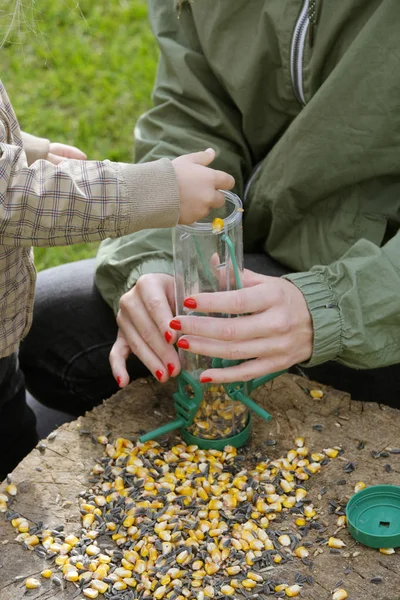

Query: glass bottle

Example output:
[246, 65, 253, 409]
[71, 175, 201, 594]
[173, 191, 249, 443]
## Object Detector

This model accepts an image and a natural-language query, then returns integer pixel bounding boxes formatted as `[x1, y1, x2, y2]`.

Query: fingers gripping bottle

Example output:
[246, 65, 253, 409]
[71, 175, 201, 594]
[139, 191, 284, 449]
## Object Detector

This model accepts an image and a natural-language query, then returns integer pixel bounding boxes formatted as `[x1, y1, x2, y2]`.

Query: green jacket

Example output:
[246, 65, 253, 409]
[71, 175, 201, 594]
[96, 0, 400, 370]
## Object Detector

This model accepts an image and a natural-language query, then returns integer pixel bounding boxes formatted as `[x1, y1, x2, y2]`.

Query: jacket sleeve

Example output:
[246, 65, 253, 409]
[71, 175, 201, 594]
[20, 132, 50, 165]
[284, 232, 400, 369]
[95, 0, 251, 314]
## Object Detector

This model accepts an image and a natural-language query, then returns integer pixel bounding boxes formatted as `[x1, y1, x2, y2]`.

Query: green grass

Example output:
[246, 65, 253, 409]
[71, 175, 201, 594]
[1, 0, 158, 270]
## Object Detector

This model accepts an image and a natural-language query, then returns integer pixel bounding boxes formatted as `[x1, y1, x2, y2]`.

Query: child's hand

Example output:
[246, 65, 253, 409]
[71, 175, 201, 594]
[172, 149, 235, 224]
[47, 142, 87, 165]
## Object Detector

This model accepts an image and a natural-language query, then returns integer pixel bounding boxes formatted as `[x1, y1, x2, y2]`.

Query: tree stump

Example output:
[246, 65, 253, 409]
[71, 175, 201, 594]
[0, 374, 399, 600]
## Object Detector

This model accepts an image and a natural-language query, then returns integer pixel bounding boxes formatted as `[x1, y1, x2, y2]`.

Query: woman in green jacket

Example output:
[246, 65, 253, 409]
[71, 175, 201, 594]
[21, 0, 400, 462]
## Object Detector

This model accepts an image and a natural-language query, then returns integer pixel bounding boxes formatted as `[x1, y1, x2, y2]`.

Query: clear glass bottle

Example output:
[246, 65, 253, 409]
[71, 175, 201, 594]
[173, 191, 249, 442]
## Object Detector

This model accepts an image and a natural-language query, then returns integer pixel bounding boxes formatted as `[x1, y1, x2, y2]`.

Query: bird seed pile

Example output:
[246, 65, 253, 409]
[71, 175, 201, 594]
[3, 436, 355, 599]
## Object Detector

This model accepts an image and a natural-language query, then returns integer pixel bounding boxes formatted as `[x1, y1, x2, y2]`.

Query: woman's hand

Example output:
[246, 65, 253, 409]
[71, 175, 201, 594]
[47, 142, 87, 164]
[109, 273, 181, 387]
[170, 270, 313, 383]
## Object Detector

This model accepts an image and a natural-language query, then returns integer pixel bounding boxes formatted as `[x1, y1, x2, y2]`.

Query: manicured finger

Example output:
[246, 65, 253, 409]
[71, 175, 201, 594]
[177, 335, 276, 361]
[117, 315, 170, 382]
[183, 283, 277, 315]
[171, 313, 268, 341]
[109, 332, 132, 388]
[137, 276, 179, 344]
[200, 356, 288, 384]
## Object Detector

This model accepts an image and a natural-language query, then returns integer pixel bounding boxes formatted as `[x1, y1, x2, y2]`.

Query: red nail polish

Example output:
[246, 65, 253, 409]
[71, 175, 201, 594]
[177, 339, 190, 350]
[170, 319, 182, 331]
[183, 298, 197, 309]
[155, 370, 164, 381]
[116, 376, 121, 386]
[200, 376, 213, 383]
[164, 331, 173, 343]
[167, 363, 175, 376]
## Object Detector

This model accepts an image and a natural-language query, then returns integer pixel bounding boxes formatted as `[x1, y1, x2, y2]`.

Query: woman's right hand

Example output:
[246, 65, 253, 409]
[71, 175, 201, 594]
[109, 273, 181, 387]
[172, 148, 235, 224]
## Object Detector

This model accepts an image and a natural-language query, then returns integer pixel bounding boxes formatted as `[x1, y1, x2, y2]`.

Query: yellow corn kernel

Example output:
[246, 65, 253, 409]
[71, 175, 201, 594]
[337, 515, 347, 527]
[294, 436, 305, 448]
[242, 579, 256, 589]
[221, 585, 235, 595]
[278, 534, 291, 547]
[310, 389, 323, 399]
[83, 590, 99, 599]
[332, 589, 348, 600]
[113, 581, 127, 591]
[205, 563, 220, 575]
[247, 572, 263, 582]
[286, 585, 301, 597]
[90, 580, 108, 594]
[5, 483, 17, 496]
[64, 569, 79, 582]
[24, 535, 40, 547]
[328, 537, 346, 549]
[295, 546, 309, 558]
[124, 578, 138, 588]
[154, 585, 167, 599]
[82, 513, 95, 528]
[204, 585, 215, 597]
[55, 555, 68, 566]
[304, 505, 316, 518]
[212, 218, 225, 233]
[379, 548, 395, 555]
[355, 481, 366, 492]
[296, 518, 306, 527]
[280, 479, 294, 493]
[18, 520, 29, 533]
[41, 569, 53, 579]
[273, 554, 282, 564]
[324, 448, 339, 459]
[25, 577, 41, 589]
[295, 488, 307, 502]
[86, 544, 101, 556]
[275, 584, 288, 592]
[225, 565, 241, 576]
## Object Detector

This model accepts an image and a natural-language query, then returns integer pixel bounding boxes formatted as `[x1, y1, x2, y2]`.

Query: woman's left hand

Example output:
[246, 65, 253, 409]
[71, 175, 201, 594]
[170, 270, 313, 383]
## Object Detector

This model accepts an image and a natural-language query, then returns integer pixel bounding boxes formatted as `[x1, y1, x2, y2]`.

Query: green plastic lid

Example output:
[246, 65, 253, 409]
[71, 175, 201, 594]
[346, 485, 400, 548]
[181, 415, 252, 450]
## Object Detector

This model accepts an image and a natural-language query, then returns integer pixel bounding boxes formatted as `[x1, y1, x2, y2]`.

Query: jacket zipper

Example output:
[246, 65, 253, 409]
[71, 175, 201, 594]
[290, 0, 310, 106]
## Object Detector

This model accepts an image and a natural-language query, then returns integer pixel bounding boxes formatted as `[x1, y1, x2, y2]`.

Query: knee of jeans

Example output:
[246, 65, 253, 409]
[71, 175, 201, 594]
[62, 341, 117, 403]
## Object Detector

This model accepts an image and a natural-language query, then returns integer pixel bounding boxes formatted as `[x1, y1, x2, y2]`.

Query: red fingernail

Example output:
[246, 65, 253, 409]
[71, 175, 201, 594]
[164, 331, 173, 343]
[116, 376, 121, 386]
[184, 298, 197, 309]
[155, 370, 164, 381]
[170, 319, 182, 331]
[167, 363, 175, 376]
[200, 376, 213, 383]
[177, 339, 190, 350]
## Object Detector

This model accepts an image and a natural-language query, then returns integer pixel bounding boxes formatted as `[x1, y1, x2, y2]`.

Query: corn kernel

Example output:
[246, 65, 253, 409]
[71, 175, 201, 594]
[25, 577, 41, 589]
[379, 547, 395, 555]
[332, 589, 348, 600]
[286, 585, 301, 597]
[310, 389, 323, 399]
[355, 481, 366, 492]
[328, 537, 346, 549]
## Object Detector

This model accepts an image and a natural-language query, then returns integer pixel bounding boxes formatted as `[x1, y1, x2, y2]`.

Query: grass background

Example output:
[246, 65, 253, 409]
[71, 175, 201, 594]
[1, 0, 157, 270]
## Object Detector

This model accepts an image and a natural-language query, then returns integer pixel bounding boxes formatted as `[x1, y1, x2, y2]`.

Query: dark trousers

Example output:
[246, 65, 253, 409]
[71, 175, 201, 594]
[0, 255, 398, 477]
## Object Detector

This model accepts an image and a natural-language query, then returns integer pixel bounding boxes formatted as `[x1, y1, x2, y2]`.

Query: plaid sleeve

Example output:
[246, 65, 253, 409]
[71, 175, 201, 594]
[0, 83, 180, 248]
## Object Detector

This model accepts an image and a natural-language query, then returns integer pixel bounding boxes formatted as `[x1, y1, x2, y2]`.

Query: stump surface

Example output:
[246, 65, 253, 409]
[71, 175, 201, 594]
[0, 374, 399, 600]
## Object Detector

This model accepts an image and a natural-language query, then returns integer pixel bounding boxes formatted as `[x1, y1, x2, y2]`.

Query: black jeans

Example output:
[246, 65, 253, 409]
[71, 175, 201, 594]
[2, 254, 397, 477]
[0, 353, 38, 480]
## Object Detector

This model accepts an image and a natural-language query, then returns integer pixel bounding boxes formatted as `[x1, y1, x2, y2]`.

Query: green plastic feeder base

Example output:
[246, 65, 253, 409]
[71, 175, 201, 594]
[180, 415, 252, 450]
[346, 485, 400, 548]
